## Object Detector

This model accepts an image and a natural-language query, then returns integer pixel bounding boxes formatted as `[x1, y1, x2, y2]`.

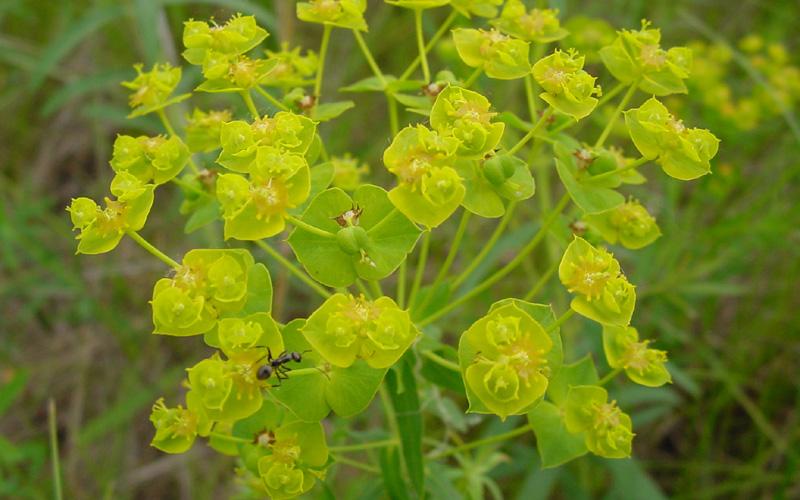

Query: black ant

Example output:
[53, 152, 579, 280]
[255, 348, 308, 386]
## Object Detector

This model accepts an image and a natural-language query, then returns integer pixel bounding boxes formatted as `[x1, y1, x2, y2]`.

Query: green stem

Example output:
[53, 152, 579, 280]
[126, 231, 180, 268]
[594, 80, 638, 148]
[524, 74, 538, 121]
[546, 308, 575, 333]
[352, 29, 387, 86]
[331, 453, 381, 474]
[407, 230, 431, 310]
[415, 209, 470, 315]
[157, 108, 199, 174]
[421, 350, 460, 372]
[209, 432, 251, 444]
[414, 9, 430, 83]
[170, 176, 210, 198]
[597, 81, 626, 107]
[315, 24, 333, 99]
[356, 278, 373, 299]
[522, 260, 558, 301]
[329, 439, 398, 453]
[464, 66, 482, 88]
[255, 85, 289, 111]
[400, 10, 456, 81]
[508, 107, 553, 156]
[430, 425, 531, 460]
[452, 203, 517, 289]
[397, 260, 407, 309]
[420, 194, 569, 327]
[240, 90, 260, 120]
[48, 399, 63, 500]
[285, 214, 336, 239]
[388, 94, 399, 135]
[369, 279, 383, 298]
[254, 240, 331, 299]
[588, 155, 650, 182]
[379, 385, 401, 446]
[598, 368, 622, 386]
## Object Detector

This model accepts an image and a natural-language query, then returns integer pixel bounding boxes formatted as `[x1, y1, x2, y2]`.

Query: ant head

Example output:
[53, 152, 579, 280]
[256, 364, 273, 380]
[290, 351, 302, 362]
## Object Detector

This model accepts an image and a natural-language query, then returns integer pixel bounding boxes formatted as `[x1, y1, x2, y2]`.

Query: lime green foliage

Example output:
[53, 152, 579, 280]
[533, 49, 601, 120]
[257, 421, 328, 498]
[585, 199, 661, 249]
[296, 0, 368, 31]
[288, 185, 420, 286]
[600, 20, 692, 96]
[121, 63, 190, 118]
[603, 325, 671, 387]
[304, 294, 418, 368]
[385, 0, 450, 9]
[329, 154, 369, 191]
[491, 1, 568, 43]
[559, 237, 635, 326]
[383, 124, 463, 227]
[149, 397, 207, 454]
[450, 0, 502, 18]
[564, 385, 634, 458]
[185, 109, 232, 153]
[452, 28, 531, 80]
[430, 86, 505, 158]
[457, 154, 534, 217]
[264, 42, 318, 89]
[218, 112, 317, 171]
[110, 134, 190, 185]
[625, 97, 720, 180]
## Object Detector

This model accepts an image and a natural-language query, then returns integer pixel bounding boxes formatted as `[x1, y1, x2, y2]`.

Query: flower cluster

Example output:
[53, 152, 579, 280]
[491, 1, 568, 43]
[110, 134, 190, 186]
[296, 0, 367, 31]
[532, 49, 601, 120]
[121, 63, 190, 117]
[564, 385, 634, 458]
[584, 199, 661, 249]
[452, 28, 531, 80]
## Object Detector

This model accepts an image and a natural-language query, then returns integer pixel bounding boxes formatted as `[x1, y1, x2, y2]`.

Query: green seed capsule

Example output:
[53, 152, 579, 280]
[336, 226, 369, 255]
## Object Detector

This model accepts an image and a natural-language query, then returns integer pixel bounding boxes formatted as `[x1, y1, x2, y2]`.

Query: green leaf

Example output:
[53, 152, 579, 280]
[527, 401, 588, 468]
[554, 149, 624, 215]
[326, 361, 387, 417]
[386, 354, 425, 497]
[311, 101, 355, 122]
[241, 263, 273, 315]
[546, 355, 599, 405]
[380, 447, 410, 500]
[420, 346, 465, 395]
[184, 198, 221, 234]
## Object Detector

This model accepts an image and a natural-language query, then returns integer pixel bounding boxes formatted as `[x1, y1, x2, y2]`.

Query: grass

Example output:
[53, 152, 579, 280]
[1, 0, 799, 498]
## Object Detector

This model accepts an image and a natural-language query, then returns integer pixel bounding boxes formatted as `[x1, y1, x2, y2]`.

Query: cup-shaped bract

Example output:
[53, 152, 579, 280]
[430, 86, 505, 158]
[559, 237, 635, 326]
[257, 421, 328, 499]
[67, 174, 155, 255]
[585, 199, 661, 249]
[532, 49, 601, 121]
[186, 108, 232, 153]
[458, 303, 555, 420]
[602, 325, 671, 387]
[218, 112, 317, 173]
[491, 1, 568, 43]
[151, 249, 254, 336]
[182, 14, 268, 64]
[264, 42, 319, 89]
[384, 124, 464, 228]
[288, 185, 421, 287]
[625, 97, 720, 180]
[122, 63, 190, 118]
[187, 350, 265, 422]
[599, 20, 692, 96]
[564, 385, 634, 458]
[302, 294, 418, 369]
[110, 134, 190, 185]
[450, 0, 502, 19]
[296, 0, 368, 31]
[149, 397, 206, 454]
[452, 28, 531, 80]
[217, 313, 284, 358]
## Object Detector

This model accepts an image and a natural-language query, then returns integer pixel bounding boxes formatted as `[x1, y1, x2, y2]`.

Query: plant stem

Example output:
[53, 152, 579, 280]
[430, 425, 531, 460]
[594, 80, 638, 148]
[546, 308, 575, 333]
[356, 278, 373, 299]
[407, 230, 431, 310]
[388, 94, 399, 135]
[331, 453, 381, 474]
[452, 203, 517, 289]
[420, 194, 569, 327]
[397, 260, 407, 309]
[597, 81, 626, 107]
[170, 176, 209, 198]
[240, 90, 260, 120]
[588, 155, 650, 182]
[254, 85, 289, 111]
[464, 66, 482, 87]
[209, 432, 251, 444]
[524, 74, 538, 121]
[329, 439, 398, 453]
[285, 214, 336, 239]
[48, 399, 63, 500]
[254, 240, 331, 299]
[400, 10, 456, 81]
[352, 29, 387, 86]
[414, 9, 430, 83]
[369, 279, 383, 298]
[421, 350, 460, 372]
[598, 368, 622, 386]
[378, 385, 401, 446]
[508, 107, 553, 156]
[315, 24, 333, 99]
[126, 231, 180, 268]
[157, 108, 199, 174]
[522, 260, 558, 301]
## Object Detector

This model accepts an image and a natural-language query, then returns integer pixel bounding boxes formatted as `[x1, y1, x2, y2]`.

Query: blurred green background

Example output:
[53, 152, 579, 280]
[1, 0, 799, 498]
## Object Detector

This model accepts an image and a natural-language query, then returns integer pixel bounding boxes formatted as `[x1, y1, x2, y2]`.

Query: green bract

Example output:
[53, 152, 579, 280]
[458, 301, 562, 420]
[329, 154, 369, 191]
[450, 0, 502, 19]
[149, 398, 205, 454]
[532, 50, 600, 121]
[67, 174, 154, 254]
[296, 0, 368, 31]
[121, 63, 190, 118]
[385, 0, 450, 9]
[625, 97, 720, 180]
[564, 385, 634, 458]
[452, 28, 531, 80]
[456, 155, 535, 217]
[599, 20, 692, 96]
[185, 108, 232, 153]
[151, 249, 254, 336]
[256, 421, 328, 499]
[558, 237, 635, 326]
[264, 42, 318, 89]
[383, 124, 463, 228]
[303, 294, 418, 368]
[430, 85, 505, 158]
[585, 199, 661, 249]
[288, 185, 420, 287]
[603, 325, 671, 387]
[110, 134, 190, 185]
[491, 1, 568, 43]
[553, 138, 626, 215]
